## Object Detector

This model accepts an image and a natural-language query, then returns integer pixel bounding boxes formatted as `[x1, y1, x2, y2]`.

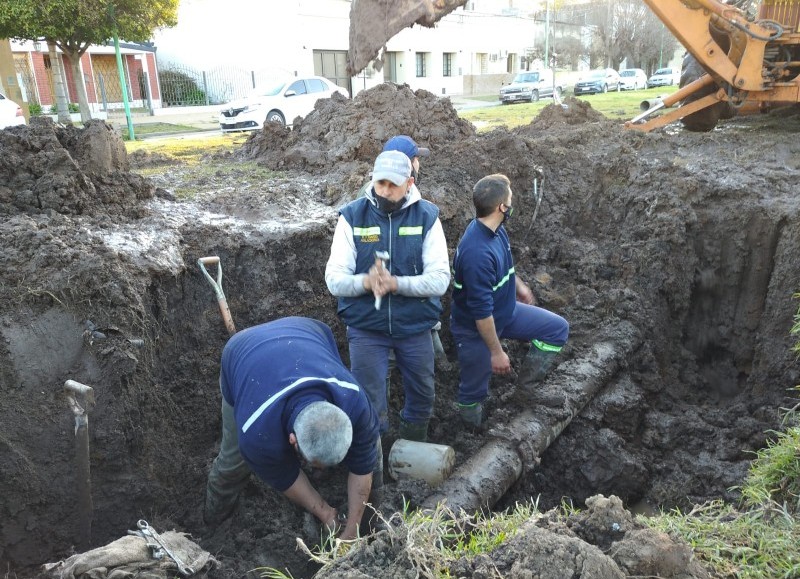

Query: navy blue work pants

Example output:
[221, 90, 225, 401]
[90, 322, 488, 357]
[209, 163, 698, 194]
[347, 327, 435, 431]
[451, 303, 569, 405]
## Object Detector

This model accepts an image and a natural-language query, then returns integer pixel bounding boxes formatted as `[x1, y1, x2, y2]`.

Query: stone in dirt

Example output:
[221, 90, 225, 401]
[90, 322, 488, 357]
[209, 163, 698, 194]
[0, 84, 798, 578]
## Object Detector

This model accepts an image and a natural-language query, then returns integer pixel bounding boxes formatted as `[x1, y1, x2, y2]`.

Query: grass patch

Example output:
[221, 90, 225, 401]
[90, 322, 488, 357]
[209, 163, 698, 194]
[118, 122, 205, 140]
[645, 500, 800, 578]
[459, 86, 679, 132]
[125, 133, 248, 165]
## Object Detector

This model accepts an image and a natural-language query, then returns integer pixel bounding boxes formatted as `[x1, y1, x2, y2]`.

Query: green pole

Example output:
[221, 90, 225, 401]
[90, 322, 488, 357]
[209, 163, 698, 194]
[111, 24, 134, 140]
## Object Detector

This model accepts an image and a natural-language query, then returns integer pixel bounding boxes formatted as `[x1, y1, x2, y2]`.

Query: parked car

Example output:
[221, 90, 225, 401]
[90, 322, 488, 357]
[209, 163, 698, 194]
[573, 68, 622, 95]
[619, 68, 648, 90]
[0, 91, 27, 129]
[647, 67, 681, 88]
[499, 70, 564, 103]
[219, 76, 348, 132]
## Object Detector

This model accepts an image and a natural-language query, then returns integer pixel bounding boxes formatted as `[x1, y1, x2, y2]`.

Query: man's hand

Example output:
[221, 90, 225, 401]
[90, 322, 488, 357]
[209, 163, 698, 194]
[322, 508, 345, 540]
[516, 279, 536, 305]
[367, 257, 397, 297]
[490, 349, 512, 374]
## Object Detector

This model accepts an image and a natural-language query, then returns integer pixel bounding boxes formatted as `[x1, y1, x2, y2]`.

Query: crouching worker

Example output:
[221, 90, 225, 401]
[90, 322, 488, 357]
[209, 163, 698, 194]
[451, 174, 569, 428]
[203, 316, 381, 540]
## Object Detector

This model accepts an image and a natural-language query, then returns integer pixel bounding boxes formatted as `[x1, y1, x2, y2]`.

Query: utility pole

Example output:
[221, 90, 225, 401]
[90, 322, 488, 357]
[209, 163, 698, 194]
[544, 0, 551, 69]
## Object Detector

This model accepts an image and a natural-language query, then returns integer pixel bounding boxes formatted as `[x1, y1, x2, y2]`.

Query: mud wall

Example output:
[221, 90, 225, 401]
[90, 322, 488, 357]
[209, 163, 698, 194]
[1, 101, 799, 575]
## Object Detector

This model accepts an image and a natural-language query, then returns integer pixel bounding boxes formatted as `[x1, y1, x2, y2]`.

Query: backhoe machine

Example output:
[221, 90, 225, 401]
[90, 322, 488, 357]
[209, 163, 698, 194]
[347, 0, 800, 132]
[629, 0, 800, 131]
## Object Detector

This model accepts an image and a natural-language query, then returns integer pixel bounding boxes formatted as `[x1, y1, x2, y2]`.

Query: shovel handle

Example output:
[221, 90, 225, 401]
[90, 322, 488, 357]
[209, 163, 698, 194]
[197, 256, 237, 335]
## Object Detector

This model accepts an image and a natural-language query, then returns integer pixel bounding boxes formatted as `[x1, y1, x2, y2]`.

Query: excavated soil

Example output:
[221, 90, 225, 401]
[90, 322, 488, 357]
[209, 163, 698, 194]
[1, 84, 798, 578]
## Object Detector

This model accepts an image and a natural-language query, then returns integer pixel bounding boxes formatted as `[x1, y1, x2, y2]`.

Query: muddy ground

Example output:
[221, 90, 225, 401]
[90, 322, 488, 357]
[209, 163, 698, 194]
[1, 83, 798, 578]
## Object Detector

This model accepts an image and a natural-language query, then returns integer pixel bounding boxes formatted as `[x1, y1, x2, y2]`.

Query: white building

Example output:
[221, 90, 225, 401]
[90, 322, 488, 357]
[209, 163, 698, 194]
[151, 0, 553, 101]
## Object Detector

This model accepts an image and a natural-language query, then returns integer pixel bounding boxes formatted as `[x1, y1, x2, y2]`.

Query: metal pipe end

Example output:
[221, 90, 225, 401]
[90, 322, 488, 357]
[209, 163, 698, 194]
[640, 98, 664, 112]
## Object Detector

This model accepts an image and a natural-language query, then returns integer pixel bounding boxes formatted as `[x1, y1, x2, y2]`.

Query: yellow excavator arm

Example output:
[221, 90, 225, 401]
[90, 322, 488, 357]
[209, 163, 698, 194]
[629, 0, 800, 131]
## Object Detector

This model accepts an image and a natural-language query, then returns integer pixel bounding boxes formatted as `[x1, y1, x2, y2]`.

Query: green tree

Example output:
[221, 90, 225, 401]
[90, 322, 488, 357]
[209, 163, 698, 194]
[0, 0, 178, 122]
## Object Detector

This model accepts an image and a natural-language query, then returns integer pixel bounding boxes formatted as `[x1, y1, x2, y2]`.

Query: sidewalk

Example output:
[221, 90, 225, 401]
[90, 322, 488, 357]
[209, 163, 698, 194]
[108, 105, 220, 133]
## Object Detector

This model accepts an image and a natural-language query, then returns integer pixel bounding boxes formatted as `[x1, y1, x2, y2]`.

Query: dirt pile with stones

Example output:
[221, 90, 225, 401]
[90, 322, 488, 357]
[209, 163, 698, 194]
[1, 84, 799, 578]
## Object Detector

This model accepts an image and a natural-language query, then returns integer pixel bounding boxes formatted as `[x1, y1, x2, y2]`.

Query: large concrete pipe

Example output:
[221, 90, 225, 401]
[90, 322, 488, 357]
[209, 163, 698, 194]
[422, 321, 641, 514]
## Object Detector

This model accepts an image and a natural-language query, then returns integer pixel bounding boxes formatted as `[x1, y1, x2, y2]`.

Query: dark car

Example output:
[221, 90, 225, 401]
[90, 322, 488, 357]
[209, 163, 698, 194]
[573, 68, 622, 95]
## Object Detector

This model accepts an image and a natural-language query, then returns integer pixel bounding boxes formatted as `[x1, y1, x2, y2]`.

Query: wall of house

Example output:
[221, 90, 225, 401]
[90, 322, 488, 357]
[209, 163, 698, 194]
[11, 40, 160, 112]
[151, 0, 544, 101]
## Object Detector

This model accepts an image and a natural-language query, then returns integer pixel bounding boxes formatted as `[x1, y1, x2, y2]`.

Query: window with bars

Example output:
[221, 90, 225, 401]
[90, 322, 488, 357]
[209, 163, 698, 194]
[443, 53, 454, 77]
[416, 52, 426, 77]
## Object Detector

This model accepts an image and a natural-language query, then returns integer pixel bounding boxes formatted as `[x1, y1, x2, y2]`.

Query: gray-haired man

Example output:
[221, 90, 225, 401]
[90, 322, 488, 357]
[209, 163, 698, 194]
[204, 317, 380, 540]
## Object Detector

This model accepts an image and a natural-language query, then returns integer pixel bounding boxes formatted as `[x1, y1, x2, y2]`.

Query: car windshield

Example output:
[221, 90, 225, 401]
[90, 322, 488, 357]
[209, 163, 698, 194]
[587, 70, 606, 79]
[250, 81, 287, 98]
[513, 72, 539, 83]
[654, 69, 671, 75]
[620, 70, 636, 77]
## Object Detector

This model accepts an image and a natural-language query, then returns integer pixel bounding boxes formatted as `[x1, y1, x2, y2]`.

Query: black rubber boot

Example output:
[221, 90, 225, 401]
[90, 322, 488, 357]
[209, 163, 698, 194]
[398, 418, 429, 442]
[457, 402, 485, 429]
[518, 345, 559, 389]
[203, 487, 239, 527]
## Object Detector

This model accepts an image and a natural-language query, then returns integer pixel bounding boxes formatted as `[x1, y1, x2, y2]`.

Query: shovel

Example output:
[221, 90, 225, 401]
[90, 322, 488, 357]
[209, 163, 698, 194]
[198, 256, 237, 335]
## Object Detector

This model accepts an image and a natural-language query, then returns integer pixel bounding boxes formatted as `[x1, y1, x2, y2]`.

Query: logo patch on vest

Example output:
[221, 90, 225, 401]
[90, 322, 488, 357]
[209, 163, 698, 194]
[353, 226, 381, 243]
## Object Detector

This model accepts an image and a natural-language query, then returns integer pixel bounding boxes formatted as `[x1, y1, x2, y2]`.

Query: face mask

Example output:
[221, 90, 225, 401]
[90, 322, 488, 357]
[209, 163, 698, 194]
[375, 192, 407, 213]
[411, 167, 420, 186]
[502, 204, 514, 223]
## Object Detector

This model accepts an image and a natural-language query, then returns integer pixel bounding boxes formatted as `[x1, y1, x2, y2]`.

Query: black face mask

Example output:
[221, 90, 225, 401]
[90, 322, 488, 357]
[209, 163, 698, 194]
[502, 204, 514, 224]
[375, 192, 407, 213]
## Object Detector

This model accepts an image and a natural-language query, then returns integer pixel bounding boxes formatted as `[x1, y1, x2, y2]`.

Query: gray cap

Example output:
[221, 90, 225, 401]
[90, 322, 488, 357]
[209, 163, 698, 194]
[371, 150, 412, 186]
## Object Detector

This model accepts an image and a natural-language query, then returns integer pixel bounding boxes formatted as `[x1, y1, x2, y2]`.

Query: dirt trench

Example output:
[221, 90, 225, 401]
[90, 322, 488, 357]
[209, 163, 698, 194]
[0, 86, 798, 577]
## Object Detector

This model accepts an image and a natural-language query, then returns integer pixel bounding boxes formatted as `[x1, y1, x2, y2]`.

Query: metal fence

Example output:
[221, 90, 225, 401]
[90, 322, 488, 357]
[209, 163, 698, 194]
[14, 58, 39, 106]
[158, 63, 292, 107]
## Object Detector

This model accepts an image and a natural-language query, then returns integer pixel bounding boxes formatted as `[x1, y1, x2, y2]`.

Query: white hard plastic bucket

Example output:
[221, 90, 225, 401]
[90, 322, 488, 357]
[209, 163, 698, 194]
[388, 439, 455, 486]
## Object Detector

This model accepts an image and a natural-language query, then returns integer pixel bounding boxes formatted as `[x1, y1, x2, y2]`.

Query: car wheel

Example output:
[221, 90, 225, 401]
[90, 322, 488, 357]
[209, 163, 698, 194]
[602, 84, 608, 93]
[530, 90, 539, 103]
[616, 83, 621, 92]
[265, 110, 286, 126]
[554, 86, 563, 99]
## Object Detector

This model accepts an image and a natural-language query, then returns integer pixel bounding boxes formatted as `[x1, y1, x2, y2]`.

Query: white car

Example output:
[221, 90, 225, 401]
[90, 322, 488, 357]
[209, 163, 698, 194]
[619, 68, 647, 90]
[0, 90, 27, 129]
[647, 67, 681, 88]
[219, 76, 348, 132]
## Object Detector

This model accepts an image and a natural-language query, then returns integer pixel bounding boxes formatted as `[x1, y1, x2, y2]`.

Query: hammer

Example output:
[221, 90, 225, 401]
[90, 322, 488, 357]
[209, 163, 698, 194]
[374, 250, 390, 310]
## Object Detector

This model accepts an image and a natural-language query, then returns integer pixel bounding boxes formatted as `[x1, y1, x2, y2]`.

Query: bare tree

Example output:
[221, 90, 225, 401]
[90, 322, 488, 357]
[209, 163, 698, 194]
[559, 0, 679, 72]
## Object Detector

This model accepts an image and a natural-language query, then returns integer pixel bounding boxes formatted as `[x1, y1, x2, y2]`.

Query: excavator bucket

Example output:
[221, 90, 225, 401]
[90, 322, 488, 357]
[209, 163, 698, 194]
[347, 0, 468, 76]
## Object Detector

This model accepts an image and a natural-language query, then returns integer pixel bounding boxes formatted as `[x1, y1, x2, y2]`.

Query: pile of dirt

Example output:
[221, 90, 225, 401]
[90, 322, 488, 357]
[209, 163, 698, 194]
[0, 118, 153, 218]
[237, 83, 475, 190]
[319, 495, 708, 579]
[1, 85, 799, 579]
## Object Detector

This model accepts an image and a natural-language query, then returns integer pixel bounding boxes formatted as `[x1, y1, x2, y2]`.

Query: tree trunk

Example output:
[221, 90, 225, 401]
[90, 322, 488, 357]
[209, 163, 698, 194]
[422, 322, 642, 515]
[47, 41, 70, 124]
[63, 49, 92, 123]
